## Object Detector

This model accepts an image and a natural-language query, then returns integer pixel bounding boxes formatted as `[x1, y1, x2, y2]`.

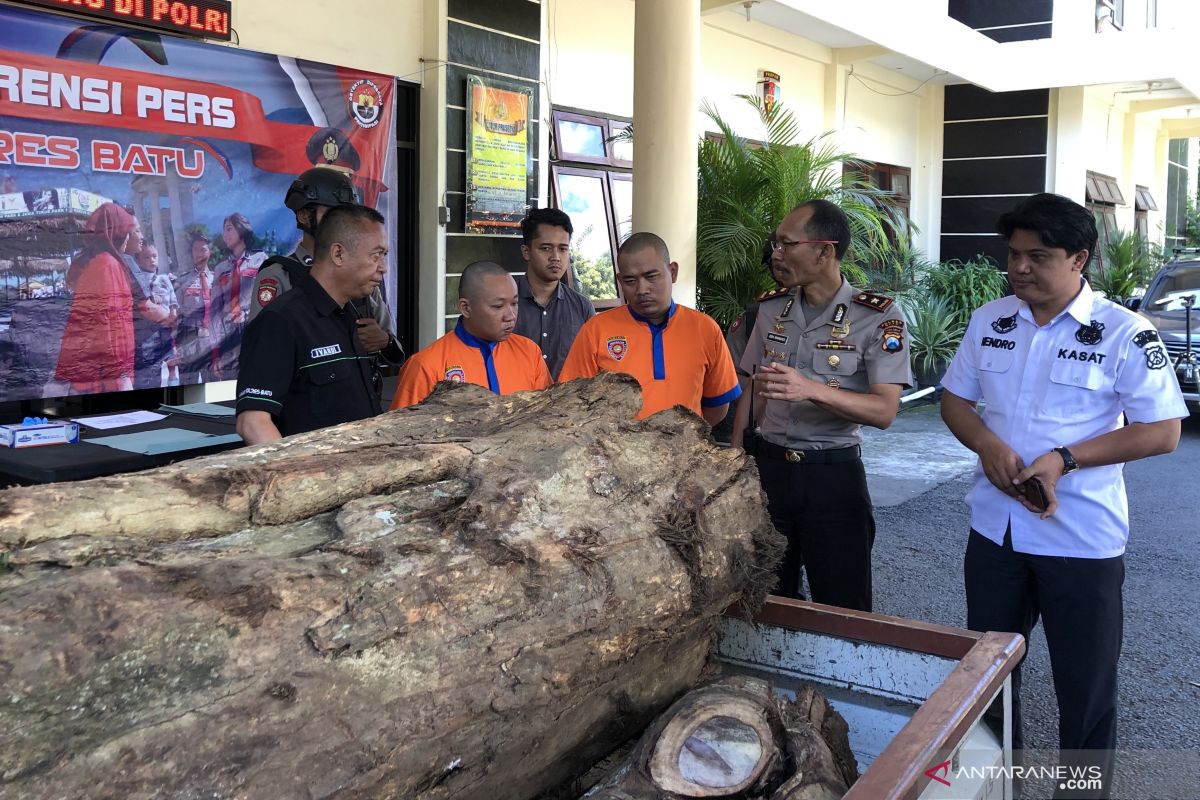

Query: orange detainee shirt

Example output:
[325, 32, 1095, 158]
[559, 303, 742, 418]
[390, 321, 552, 409]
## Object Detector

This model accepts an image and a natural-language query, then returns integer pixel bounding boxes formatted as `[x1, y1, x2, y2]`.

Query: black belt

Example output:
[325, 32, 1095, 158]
[760, 441, 861, 464]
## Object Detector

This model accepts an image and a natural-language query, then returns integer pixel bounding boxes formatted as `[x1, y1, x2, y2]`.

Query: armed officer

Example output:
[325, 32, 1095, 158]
[248, 167, 403, 367]
[733, 199, 912, 610]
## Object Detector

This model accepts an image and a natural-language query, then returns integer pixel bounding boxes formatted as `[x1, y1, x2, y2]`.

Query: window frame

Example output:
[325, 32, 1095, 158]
[550, 164, 622, 308]
[550, 107, 634, 308]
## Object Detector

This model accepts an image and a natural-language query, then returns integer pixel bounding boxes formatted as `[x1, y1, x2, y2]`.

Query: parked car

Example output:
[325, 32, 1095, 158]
[1129, 254, 1200, 411]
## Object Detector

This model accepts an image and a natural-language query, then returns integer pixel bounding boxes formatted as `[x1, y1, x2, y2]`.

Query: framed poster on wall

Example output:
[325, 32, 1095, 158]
[464, 74, 533, 235]
[0, 4, 397, 402]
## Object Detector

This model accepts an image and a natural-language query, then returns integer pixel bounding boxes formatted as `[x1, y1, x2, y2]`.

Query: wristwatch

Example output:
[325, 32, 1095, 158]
[1053, 446, 1079, 475]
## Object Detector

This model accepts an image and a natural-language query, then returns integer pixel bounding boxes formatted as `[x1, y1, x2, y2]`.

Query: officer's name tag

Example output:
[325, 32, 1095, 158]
[766, 332, 788, 344]
[311, 344, 343, 358]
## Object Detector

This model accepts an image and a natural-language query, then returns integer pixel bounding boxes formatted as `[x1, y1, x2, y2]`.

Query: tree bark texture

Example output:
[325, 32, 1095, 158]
[0, 374, 785, 800]
[582, 677, 857, 800]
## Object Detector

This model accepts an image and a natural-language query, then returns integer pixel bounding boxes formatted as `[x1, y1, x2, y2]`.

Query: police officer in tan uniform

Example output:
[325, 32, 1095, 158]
[733, 199, 912, 611]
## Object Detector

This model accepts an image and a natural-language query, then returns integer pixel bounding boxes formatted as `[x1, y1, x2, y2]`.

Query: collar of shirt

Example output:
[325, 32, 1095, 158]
[1015, 278, 1094, 328]
[454, 319, 501, 393]
[516, 273, 566, 307]
[800, 279, 854, 331]
[295, 269, 343, 318]
[628, 301, 677, 381]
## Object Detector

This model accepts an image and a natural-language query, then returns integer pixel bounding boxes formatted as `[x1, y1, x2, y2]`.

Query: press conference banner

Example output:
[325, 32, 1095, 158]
[0, 4, 397, 401]
[465, 73, 532, 234]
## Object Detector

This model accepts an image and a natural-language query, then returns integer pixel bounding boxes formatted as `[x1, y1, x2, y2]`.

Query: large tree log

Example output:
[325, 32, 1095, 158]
[0, 374, 784, 800]
[581, 677, 857, 800]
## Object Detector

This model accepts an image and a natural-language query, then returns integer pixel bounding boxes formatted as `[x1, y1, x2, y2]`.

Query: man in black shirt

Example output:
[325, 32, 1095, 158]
[235, 205, 388, 444]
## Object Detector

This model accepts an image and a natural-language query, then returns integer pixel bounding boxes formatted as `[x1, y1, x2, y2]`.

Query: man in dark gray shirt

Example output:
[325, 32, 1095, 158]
[514, 208, 595, 379]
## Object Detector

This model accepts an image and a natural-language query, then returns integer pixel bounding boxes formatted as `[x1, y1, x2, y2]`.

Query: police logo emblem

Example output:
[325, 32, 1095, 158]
[257, 278, 280, 307]
[321, 136, 340, 164]
[1145, 346, 1168, 370]
[991, 313, 1017, 334]
[444, 367, 467, 382]
[607, 336, 628, 361]
[1075, 320, 1105, 345]
[879, 319, 905, 353]
[348, 78, 384, 129]
[830, 323, 850, 339]
[1132, 329, 1161, 347]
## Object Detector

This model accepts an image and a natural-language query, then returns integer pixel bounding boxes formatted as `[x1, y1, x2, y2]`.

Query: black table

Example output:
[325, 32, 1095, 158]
[0, 410, 243, 486]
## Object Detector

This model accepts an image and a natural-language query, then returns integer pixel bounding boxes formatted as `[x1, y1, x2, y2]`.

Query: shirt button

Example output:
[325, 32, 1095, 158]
[542, 333, 548, 337]
[543, 311, 547, 316]
[1073, 377, 1080, 383]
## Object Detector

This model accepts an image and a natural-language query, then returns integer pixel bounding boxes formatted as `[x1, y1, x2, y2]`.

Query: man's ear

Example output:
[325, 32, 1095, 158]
[458, 297, 471, 318]
[1072, 249, 1089, 272]
[328, 242, 347, 267]
[668, 261, 679, 284]
[520, 245, 531, 263]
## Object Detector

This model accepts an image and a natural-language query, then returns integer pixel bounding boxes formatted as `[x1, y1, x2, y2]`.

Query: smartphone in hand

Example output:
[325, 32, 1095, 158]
[1020, 476, 1048, 512]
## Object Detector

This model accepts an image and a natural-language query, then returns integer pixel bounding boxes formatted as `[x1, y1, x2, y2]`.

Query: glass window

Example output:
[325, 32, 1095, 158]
[609, 122, 633, 165]
[558, 120, 606, 159]
[553, 167, 618, 301]
[609, 174, 633, 245]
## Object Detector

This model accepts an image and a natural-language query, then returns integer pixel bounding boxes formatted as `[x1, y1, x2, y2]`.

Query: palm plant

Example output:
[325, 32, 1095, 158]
[922, 255, 1009, 328]
[902, 294, 964, 386]
[1091, 228, 1154, 301]
[696, 96, 901, 327]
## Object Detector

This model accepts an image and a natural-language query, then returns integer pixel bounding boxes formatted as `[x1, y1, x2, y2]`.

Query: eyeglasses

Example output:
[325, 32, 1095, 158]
[770, 239, 838, 253]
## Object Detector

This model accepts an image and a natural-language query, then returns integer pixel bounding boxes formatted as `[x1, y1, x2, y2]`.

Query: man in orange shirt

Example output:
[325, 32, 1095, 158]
[390, 261, 551, 408]
[559, 232, 740, 423]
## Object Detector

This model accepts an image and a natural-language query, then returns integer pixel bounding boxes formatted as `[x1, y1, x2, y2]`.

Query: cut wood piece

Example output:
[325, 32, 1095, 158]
[582, 676, 858, 800]
[0, 374, 785, 800]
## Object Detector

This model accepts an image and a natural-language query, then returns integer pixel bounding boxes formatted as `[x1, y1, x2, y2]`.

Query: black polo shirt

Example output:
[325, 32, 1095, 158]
[236, 270, 381, 437]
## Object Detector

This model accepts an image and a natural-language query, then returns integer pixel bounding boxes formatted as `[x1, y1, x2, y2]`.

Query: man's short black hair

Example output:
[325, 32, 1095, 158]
[793, 199, 851, 259]
[314, 204, 385, 258]
[520, 207, 573, 246]
[997, 193, 1097, 269]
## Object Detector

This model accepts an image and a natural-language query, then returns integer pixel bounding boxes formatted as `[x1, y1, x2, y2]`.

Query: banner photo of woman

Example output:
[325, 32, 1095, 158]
[0, 4, 397, 401]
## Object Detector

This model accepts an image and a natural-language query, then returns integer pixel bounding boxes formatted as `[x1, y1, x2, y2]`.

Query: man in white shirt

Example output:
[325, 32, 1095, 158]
[941, 193, 1186, 799]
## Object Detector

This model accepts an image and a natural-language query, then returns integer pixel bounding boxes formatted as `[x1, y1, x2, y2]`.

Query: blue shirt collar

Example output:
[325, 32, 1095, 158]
[629, 300, 677, 329]
[454, 318, 498, 353]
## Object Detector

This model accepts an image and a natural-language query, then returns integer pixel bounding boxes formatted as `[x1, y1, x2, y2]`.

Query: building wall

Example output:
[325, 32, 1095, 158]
[942, 0, 1053, 266]
[234, 0, 423, 78]
[545, 0, 939, 259]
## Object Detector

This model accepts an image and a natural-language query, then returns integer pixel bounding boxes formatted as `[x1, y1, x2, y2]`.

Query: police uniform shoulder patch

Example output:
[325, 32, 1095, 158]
[852, 291, 893, 312]
[444, 366, 467, 382]
[757, 287, 790, 302]
[1132, 329, 1160, 347]
[1133, 329, 1168, 369]
[257, 278, 281, 307]
[879, 319, 905, 353]
[729, 316, 743, 334]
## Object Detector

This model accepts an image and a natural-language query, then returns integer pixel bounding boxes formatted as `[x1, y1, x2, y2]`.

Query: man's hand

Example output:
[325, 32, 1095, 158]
[977, 437, 1026, 498]
[753, 363, 821, 403]
[356, 318, 390, 353]
[1013, 451, 1065, 519]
